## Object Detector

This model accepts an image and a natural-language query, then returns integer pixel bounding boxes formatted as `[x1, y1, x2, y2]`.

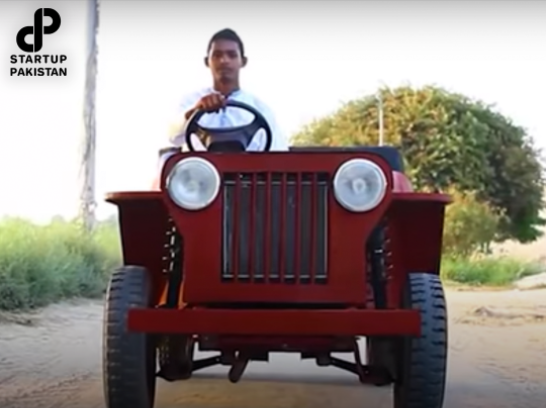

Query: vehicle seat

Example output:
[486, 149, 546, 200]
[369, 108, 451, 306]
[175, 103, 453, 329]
[159, 146, 180, 157]
[288, 145, 404, 172]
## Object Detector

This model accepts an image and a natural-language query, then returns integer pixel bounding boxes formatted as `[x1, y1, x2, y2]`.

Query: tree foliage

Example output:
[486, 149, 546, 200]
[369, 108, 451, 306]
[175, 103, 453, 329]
[292, 85, 545, 243]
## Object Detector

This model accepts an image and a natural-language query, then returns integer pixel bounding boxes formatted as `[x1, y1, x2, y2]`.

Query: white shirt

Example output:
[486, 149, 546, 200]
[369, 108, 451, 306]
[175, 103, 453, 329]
[168, 87, 289, 152]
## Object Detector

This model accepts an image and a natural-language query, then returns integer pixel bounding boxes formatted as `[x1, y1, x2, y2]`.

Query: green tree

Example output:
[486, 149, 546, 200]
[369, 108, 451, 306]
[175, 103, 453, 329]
[292, 85, 545, 243]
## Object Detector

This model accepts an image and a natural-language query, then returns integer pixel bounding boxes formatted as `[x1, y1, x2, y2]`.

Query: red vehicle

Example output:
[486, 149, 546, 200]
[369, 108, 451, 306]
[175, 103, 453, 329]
[102, 101, 451, 408]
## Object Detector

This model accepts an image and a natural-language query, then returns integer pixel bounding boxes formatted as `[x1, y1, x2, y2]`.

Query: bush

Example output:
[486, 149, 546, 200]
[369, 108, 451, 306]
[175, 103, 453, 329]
[439, 189, 544, 286]
[0, 217, 120, 311]
[442, 188, 502, 257]
[0, 208, 542, 311]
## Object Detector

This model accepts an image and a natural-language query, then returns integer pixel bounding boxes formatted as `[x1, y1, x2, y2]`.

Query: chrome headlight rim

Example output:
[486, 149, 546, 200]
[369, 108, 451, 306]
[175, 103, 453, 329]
[332, 158, 388, 213]
[165, 157, 221, 211]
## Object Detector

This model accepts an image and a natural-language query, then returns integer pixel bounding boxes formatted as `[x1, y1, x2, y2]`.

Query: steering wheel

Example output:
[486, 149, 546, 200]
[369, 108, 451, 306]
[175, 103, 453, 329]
[183, 99, 273, 152]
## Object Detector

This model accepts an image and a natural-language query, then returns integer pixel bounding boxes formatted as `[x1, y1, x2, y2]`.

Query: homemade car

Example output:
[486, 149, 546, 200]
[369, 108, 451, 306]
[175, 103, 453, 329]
[102, 100, 451, 408]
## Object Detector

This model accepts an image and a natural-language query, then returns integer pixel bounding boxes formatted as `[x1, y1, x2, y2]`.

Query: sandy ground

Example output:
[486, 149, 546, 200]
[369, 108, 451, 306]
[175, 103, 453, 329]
[0, 288, 546, 408]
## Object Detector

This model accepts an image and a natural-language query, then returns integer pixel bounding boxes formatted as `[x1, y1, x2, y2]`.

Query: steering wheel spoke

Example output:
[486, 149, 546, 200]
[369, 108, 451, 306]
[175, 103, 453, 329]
[184, 100, 273, 152]
[198, 118, 263, 144]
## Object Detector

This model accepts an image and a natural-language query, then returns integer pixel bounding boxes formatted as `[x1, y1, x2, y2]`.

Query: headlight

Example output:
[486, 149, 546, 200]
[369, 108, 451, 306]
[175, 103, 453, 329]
[165, 157, 220, 210]
[333, 158, 387, 212]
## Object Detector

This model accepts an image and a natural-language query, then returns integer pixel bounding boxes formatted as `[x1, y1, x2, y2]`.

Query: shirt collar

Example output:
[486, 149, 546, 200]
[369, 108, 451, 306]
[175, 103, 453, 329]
[209, 87, 242, 99]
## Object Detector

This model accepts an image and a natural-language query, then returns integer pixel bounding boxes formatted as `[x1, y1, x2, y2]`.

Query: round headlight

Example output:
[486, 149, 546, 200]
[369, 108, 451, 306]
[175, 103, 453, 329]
[165, 157, 220, 210]
[333, 158, 387, 212]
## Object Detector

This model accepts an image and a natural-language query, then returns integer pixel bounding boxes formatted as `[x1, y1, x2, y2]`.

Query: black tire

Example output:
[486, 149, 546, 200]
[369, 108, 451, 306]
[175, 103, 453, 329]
[394, 273, 448, 408]
[157, 334, 195, 381]
[102, 265, 157, 408]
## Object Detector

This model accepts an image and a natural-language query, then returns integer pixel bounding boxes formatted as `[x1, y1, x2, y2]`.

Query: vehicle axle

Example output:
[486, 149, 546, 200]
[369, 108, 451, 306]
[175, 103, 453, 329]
[228, 353, 249, 383]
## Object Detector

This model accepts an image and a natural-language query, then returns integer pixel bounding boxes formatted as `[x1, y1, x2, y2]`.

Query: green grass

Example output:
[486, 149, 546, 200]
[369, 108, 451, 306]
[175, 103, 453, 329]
[0, 217, 120, 311]
[0, 216, 543, 311]
[441, 255, 544, 286]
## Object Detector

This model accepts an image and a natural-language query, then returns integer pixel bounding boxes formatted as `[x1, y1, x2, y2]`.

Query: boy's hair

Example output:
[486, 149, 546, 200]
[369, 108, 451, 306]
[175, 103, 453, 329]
[207, 28, 245, 57]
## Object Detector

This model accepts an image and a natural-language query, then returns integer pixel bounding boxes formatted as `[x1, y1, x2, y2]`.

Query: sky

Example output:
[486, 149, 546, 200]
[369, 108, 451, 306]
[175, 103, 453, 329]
[0, 0, 544, 223]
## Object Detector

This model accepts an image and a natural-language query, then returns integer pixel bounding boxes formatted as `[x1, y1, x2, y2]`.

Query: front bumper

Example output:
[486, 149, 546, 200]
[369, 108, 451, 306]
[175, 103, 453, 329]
[127, 308, 421, 336]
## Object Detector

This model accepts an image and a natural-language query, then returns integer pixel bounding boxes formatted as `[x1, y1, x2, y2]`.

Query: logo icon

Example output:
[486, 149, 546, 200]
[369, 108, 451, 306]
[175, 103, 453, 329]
[16, 8, 61, 53]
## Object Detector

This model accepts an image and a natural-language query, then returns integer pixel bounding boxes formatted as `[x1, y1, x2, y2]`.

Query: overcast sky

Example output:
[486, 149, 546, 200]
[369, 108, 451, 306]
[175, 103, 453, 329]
[0, 0, 544, 222]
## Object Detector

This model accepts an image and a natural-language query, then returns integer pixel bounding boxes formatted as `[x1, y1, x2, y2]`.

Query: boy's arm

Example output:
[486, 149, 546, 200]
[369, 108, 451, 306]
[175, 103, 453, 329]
[168, 93, 198, 147]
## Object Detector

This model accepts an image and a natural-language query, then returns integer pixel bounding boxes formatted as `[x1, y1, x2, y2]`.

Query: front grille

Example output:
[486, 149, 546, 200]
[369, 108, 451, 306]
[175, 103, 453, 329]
[221, 172, 329, 284]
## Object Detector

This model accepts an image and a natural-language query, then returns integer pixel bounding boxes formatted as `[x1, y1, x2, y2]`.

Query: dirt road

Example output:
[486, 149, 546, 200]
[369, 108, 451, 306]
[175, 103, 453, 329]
[1, 287, 546, 408]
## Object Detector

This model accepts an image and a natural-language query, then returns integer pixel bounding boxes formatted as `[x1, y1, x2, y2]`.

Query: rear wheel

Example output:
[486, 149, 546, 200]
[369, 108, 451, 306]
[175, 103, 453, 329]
[102, 265, 157, 408]
[158, 334, 195, 381]
[393, 273, 448, 408]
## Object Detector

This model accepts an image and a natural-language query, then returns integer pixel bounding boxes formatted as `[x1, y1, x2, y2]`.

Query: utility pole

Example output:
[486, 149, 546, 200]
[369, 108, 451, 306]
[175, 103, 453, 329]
[376, 90, 384, 146]
[78, 0, 99, 232]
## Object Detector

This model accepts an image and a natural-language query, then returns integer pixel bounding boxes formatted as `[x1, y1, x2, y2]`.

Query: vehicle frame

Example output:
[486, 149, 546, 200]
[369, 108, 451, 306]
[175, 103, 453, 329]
[102, 101, 451, 408]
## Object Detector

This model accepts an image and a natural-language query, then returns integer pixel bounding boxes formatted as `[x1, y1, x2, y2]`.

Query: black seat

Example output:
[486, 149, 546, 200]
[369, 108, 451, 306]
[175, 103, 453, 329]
[158, 146, 180, 157]
[289, 145, 404, 172]
[157, 142, 246, 156]
[158, 145, 404, 172]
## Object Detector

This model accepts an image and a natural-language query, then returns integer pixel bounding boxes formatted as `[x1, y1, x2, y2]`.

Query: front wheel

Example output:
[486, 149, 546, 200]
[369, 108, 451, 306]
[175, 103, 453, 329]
[102, 265, 157, 408]
[393, 273, 448, 408]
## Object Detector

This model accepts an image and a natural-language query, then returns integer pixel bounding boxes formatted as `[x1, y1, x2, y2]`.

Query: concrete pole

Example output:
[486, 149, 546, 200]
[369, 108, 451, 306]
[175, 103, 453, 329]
[77, 0, 99, 232]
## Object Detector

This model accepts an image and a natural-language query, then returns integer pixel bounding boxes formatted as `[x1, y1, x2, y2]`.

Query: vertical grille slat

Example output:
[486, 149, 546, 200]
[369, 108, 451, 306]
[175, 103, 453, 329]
[222, 171, 329, 284]
[278, 173, 287, 282]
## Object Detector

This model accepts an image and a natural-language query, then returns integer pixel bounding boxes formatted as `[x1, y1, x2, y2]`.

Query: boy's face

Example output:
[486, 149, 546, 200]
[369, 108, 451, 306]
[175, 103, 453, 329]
[206, 39, 246, 82]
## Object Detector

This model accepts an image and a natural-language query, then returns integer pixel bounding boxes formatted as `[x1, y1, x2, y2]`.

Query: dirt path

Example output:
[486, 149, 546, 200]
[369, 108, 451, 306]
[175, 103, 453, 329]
[1, 287, 545, 408]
